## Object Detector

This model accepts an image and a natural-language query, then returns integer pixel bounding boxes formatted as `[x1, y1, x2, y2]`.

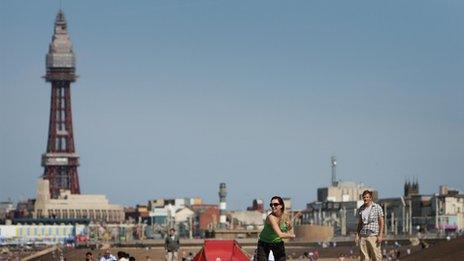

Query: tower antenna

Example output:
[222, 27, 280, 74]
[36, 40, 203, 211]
[331, 156, 337, 186]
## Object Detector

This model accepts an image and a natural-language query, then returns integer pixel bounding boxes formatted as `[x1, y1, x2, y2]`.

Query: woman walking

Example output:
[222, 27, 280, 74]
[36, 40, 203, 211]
[257, 196, 298, 261]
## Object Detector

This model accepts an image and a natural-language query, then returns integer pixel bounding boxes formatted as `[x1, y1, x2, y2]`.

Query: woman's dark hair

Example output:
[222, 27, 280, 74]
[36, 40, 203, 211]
[362, 190, 373, 197]
[271, 196, 285, 211]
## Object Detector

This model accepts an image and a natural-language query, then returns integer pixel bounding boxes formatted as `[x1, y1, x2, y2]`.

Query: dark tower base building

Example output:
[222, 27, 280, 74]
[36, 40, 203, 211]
[404, 180, 419, 198]
[42, 10, 81, 198]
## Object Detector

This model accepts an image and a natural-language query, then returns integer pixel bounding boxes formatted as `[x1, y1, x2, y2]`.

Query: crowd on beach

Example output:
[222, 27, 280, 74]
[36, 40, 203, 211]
[83, 248, 196, 261]
[86, 249, 137, 261]
[84, 228, 183, 261]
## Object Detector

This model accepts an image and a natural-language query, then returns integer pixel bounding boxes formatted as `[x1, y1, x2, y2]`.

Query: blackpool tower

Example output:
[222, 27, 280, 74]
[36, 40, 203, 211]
[42, 10, 80, 198]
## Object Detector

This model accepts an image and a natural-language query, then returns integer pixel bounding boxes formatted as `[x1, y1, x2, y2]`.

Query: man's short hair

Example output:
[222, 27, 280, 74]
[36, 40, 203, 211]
[362, 190, 373, 197]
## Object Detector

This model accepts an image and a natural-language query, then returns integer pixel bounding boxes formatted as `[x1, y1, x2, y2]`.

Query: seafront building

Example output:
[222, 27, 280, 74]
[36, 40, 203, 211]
[33, 179, 125, 223]
[431, 186, 464, 232]
[317, 181, 377, 202]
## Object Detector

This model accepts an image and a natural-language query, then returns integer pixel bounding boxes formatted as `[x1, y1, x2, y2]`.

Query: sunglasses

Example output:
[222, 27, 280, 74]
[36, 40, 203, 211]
[270, 203, 281, 208]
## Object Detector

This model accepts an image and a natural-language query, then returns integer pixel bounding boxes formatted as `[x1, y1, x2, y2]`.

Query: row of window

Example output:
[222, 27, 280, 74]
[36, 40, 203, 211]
[37, 209, 123, 222]
[17, 226, 73, 237]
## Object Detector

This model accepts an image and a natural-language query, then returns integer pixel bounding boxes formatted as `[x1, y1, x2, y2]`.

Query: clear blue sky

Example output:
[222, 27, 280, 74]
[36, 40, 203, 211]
[1, 1, 463, 210]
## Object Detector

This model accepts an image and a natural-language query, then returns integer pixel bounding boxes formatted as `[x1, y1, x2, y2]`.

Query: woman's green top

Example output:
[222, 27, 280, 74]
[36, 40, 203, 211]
[259, 218, 288, 243]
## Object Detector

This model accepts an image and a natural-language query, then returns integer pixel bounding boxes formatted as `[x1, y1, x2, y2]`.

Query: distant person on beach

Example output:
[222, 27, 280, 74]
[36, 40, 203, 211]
[100, 249, 117, 261]
[356, 190, 384, 261]
[117, 251, 129, 261]
[256, 196, 299, 261]
[165, 228, 180, 261]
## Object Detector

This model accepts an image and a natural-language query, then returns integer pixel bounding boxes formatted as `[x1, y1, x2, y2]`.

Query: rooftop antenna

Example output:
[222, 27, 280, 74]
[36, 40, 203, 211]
[331, 156, 337, 186]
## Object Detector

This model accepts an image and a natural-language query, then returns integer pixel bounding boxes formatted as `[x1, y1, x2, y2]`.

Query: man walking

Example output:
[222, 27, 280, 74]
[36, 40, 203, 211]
[165, 228, 180, 261]
[356, 190, 384, 261]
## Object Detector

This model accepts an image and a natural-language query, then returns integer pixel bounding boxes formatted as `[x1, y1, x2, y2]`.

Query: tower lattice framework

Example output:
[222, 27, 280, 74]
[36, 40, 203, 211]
[42, 10, 80, 198]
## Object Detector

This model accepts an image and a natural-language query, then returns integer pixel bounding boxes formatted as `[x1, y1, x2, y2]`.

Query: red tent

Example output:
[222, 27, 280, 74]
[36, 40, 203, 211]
[193, 239, 251, 261]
